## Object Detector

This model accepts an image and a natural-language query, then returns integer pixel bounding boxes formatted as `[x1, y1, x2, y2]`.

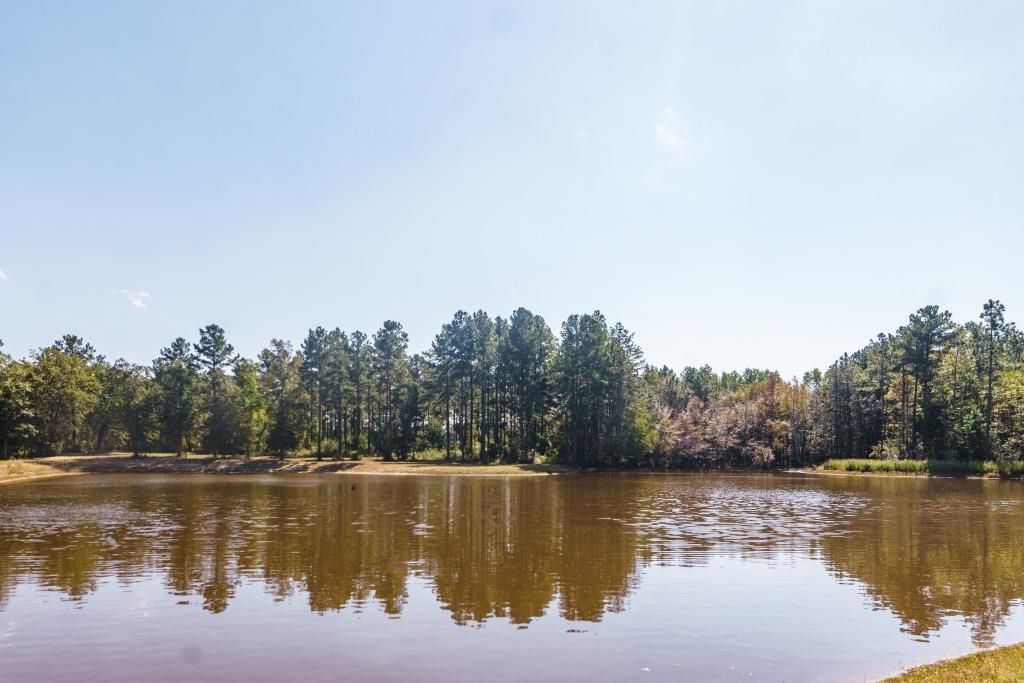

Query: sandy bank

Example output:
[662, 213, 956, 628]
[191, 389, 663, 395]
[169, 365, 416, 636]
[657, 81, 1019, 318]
[2, 453, 572, 480]
[0, 460, 77, 485]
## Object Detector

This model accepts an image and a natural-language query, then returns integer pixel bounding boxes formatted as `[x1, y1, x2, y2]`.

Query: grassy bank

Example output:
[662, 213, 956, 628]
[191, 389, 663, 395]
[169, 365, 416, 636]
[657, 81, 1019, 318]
[1, 453, 570, 479]
[883, 643, 1024, 682]
[0, 459, 73, 484]
[819, 458, 1024, 477]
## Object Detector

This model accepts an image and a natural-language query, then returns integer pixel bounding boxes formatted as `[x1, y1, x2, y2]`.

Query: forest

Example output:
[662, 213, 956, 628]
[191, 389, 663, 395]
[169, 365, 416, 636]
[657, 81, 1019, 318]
[1, 301, 1022, 468]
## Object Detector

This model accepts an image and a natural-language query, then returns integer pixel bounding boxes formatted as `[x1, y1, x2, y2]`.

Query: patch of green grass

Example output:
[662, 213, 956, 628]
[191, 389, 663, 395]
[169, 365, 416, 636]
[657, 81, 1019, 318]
[821, 458, 1024, 477]
[408, 448, 449, 462]
[883, 642, 1024, 682]
[4, 460, 25, 476]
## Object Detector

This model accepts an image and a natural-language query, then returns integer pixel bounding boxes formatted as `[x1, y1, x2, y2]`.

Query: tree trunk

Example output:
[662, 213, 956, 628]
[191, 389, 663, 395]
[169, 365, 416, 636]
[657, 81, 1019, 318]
[986, 332, 995, 455]
[444, 372, 451, 461]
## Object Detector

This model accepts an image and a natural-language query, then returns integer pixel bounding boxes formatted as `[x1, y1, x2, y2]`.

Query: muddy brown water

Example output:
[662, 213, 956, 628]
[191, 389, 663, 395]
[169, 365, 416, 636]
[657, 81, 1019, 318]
[1, 472, 1023, 682]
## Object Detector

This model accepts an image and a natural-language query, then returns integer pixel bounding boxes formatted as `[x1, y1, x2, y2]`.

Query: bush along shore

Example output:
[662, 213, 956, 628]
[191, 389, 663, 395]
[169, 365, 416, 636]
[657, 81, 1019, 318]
[819, 458, 1024, 478]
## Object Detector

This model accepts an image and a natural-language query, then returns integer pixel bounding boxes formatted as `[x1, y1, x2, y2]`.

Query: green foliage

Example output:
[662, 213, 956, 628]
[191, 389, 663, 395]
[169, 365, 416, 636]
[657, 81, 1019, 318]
[28, 336, 100, 453]
[817, 301, 1024, 463]
[259, 339, 305, 457]
[372, 320, 410, 460]
[153, 338, 200, 456]
[502, 308, 555, 462]
[992, 369, 1024, 459]
[0, 344, 35, 458]
[300, 326, 330, 459]
[194, 324, 239, 455]
[107, 360, 157, 456]
[231, 359, 268, 457]
[554, 312, 650, 467]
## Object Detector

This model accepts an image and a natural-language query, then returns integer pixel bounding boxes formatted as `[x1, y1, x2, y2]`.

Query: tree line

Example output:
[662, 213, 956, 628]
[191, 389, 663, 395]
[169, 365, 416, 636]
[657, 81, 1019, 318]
[815, 301, 1024, 461]
[2, 301, 1022, 466]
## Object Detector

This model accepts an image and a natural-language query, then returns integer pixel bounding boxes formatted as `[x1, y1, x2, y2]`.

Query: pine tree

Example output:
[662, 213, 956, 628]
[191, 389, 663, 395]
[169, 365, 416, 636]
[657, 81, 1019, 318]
[153, 338, 199, 457]
[300, 327, 329, 460]
[193, 324, 239, 456]
[372, 321, 409, 460]
[979, 299, 1007, 455]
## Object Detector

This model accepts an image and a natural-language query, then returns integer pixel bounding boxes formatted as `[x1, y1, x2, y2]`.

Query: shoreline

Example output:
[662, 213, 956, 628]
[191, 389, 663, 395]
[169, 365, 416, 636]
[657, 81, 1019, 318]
[7, 455, 1023, 485]
[0, 470, 80, 486]
[1, 453, 574, 483]
[793, 457, 1024, 481]
[880, 641, 1024, 681]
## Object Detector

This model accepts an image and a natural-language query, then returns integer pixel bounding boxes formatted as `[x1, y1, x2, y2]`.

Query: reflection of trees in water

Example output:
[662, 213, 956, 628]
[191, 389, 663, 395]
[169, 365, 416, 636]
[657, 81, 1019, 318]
[1, 475, 1024, 640]
[420, 478, 645, 624]
[814, 477, 1024, 647]
[421, 479, 559, 624]
[0, 477, 646, 623]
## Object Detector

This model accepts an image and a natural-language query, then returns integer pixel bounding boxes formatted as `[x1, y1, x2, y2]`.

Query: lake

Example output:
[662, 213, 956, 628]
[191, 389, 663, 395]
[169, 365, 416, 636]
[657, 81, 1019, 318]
[1, 472, 1023, 682]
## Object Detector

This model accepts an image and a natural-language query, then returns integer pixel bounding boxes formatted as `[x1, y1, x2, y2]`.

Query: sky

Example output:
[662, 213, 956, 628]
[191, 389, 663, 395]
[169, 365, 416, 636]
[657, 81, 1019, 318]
[2, 1, 1023, 379]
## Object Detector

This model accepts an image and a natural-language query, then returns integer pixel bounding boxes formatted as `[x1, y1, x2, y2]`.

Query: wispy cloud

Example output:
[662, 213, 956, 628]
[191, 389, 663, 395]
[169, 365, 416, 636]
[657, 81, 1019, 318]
[118, 289, 152, 309]
[655, 123, 685, 151]
[0, 268, 9, 282]
[655, 105, 687, 154]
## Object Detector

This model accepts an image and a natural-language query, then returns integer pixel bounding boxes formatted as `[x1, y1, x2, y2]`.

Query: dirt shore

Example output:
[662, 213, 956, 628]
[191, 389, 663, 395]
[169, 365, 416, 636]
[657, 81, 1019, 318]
[1, 453, 571, 484]
[0, 459, 78, 485]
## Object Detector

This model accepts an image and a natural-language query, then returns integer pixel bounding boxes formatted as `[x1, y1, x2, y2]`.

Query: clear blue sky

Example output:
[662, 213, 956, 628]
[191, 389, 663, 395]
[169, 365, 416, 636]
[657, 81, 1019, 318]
[2, 1, 1022, 379]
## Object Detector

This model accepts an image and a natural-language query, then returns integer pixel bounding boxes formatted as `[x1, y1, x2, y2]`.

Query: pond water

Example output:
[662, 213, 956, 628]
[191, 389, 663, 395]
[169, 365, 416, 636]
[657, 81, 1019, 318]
[1, 472, 1023, 682]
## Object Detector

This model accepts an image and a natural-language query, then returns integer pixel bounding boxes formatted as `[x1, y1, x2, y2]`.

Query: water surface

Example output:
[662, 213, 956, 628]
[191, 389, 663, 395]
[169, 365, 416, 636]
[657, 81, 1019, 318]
[1, 472, 1023, 682]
